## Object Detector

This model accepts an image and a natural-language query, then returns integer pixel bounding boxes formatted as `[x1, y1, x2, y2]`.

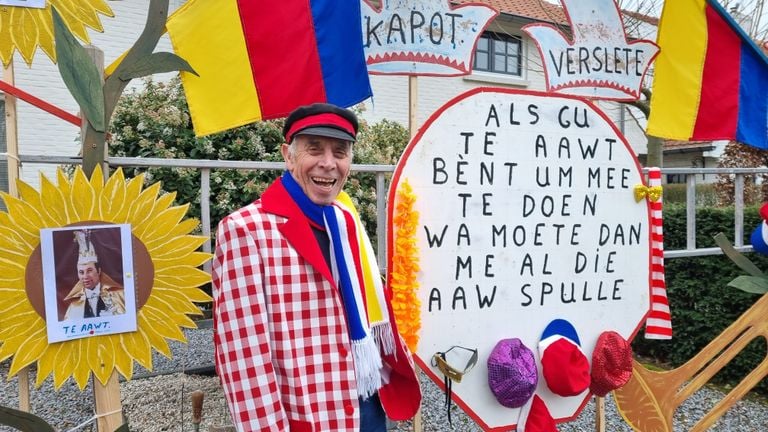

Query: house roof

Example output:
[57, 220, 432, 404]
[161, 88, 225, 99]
[455, 0, 566, 24]
[454, 0, 659, 26]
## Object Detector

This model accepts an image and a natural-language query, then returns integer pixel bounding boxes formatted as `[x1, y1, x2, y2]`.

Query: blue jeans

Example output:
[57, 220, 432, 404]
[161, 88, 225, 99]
[359, 393, 387, 432]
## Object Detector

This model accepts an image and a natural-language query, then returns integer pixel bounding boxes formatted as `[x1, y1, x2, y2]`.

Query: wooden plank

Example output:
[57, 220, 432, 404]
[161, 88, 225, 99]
[94, 372, 123, 432]
[3, 60, 26, 412]
[407, 74, 423, 432]
[3, 61, 18, 198]
[408, 76, 418, 138]
[595, 396, 605, 432]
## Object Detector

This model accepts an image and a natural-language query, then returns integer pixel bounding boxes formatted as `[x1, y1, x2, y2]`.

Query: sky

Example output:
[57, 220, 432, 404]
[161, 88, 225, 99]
[619, 0, 768, 39]
[546, 0, 768, 40]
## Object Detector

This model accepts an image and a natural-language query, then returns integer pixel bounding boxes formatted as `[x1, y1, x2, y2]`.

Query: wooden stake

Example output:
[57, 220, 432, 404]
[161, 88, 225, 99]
[93, 372, 123, 432]
[407, 74, 424, 432]
[17, 371, 30, 412]
[3, 61, 19, 198]
[3, 60, 27, 412]
[408, 76, 418, 138]
[595, 396, 606, 432]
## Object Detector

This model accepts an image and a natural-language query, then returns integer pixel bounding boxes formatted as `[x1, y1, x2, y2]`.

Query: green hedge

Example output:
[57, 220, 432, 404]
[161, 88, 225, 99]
[662, 183, 718, 206]
[632, 204, 768, 395]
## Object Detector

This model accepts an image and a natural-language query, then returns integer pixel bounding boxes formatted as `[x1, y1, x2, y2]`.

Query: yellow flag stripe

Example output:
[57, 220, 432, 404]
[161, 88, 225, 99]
[648, 0, 708, 140]
[166, 0, 261, 137]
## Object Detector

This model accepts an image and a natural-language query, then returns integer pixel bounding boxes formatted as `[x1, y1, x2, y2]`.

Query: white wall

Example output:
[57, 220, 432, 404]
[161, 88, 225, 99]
[5, 0, 184, 186]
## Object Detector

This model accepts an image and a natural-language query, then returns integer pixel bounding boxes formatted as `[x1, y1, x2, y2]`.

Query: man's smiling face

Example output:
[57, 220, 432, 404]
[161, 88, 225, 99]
[281, 134, 352, 206]
[78, 262, 100, 290]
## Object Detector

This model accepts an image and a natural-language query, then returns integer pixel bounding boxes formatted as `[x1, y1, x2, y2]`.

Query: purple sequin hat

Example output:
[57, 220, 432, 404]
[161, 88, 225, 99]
[487, 338, 538, 408]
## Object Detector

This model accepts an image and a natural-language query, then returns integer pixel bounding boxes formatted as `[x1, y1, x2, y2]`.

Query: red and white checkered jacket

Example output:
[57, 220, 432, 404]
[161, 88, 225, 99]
[212, 179, 421, 432]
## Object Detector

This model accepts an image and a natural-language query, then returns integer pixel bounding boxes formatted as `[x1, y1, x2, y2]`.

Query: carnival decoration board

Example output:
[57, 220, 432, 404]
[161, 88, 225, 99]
[0, 167, 212, 389]
[523, 0, 658, 101]
[362, 0, 497, 76]
[387, 88, 655, 430]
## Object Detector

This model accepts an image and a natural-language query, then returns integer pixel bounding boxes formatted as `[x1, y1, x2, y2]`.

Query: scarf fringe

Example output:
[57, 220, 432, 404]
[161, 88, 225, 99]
[372, 321, 396, 356]
[354, 334, 384, 400]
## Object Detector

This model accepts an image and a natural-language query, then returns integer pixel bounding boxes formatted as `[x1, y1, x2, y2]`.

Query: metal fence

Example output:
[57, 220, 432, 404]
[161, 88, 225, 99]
[14, 155, 768, 263]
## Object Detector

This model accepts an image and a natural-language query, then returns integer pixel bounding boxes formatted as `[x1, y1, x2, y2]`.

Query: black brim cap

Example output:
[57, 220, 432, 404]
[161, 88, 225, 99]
[283, 103, 359, 143]
[294, 126, 356, 142]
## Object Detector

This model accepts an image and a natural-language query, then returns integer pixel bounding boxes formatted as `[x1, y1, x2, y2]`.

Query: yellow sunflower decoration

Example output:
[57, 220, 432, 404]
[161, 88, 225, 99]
[0, 166, 212, 389]
[0, 0, 113, 66]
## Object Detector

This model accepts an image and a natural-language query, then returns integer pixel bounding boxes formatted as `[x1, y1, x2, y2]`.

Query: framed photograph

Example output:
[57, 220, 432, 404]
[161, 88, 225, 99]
[0, 0, 45, 8]
[41, 224, 137, 343]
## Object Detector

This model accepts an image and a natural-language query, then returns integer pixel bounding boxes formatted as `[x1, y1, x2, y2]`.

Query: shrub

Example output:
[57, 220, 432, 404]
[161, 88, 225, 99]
[662, 183, 719, 206]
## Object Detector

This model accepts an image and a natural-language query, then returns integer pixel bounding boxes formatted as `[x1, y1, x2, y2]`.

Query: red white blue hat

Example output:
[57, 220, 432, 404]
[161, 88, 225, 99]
[538, 319, 590, 397]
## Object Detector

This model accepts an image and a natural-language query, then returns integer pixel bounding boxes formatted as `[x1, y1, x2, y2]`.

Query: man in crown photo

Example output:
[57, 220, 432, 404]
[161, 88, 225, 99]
[61, 229, 126, 320]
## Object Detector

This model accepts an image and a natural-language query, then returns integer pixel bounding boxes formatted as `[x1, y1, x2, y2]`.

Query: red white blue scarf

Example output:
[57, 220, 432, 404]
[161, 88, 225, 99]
[282, 171, 395, 398]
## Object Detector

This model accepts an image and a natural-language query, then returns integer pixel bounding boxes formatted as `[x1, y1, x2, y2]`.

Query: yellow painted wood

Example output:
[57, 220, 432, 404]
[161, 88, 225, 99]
[614, 293, 768, 431]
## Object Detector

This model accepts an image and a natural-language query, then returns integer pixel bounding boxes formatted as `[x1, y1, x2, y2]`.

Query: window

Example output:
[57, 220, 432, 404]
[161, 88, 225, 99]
[666, 174, 686, 184]
[474, 32, 522, 77]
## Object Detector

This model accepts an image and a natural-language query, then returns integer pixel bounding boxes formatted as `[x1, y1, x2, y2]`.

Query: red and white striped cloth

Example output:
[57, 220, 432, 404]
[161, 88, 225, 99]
[644, 168, 673, 339]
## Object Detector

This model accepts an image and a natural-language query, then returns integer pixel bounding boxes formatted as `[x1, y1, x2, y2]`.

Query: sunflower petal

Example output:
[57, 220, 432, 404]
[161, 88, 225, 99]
[138, 312, 171, 358]
[56, 168, 72, 195]
[135, 203, 188, 240]
[49, 0, 90, 42]
[178, 287, 213, 304]
[127, 182, 161, 226]
[141, 303, 186, 342]
[111, 174, 145, 223]
[9, 326, 48, 374]
[150, 287, 204, 316]
[100, 167, 127, 220]
[40, 174, 70, 224]
[121, 331, 152, 371]
[143, 219, 200, 249]
[0, 11, 18, 67]
[11, 7, 40, 66]
[71, 340, 92, 390]
[113, 335, 134, 380]
[70, 167, 96, 220]
[88, 336, 115, 385]
[151, 236, 208, 259]
[36, 342, 65, 387]
[153, 251, 212, 269]
[49, 341, 74, 389]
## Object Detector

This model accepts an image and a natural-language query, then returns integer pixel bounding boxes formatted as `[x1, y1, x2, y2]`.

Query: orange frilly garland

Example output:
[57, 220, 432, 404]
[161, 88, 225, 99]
[390, 179, 421, 352]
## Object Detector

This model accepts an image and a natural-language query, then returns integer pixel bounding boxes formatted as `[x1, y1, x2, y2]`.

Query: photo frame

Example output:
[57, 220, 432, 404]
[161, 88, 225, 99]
[41, 223, 137, 343]
[0, 0, 45, 8]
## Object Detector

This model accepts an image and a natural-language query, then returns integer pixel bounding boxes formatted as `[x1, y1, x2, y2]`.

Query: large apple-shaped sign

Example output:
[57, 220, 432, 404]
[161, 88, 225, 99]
[387, 88, 651, 430]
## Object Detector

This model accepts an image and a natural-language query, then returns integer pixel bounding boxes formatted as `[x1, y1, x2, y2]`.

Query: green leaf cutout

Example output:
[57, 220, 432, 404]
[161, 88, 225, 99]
[728, 275, 768, 294]
[714, 232, 764, 277]
[118, 52, 198, 81]
[52, 7, 105, 132]
[0, 405, 56, 432]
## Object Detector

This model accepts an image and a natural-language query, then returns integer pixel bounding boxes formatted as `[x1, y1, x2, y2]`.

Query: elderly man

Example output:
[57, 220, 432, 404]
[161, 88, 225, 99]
[63, 230, 126, 320]
[212, 103, 421, 432]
